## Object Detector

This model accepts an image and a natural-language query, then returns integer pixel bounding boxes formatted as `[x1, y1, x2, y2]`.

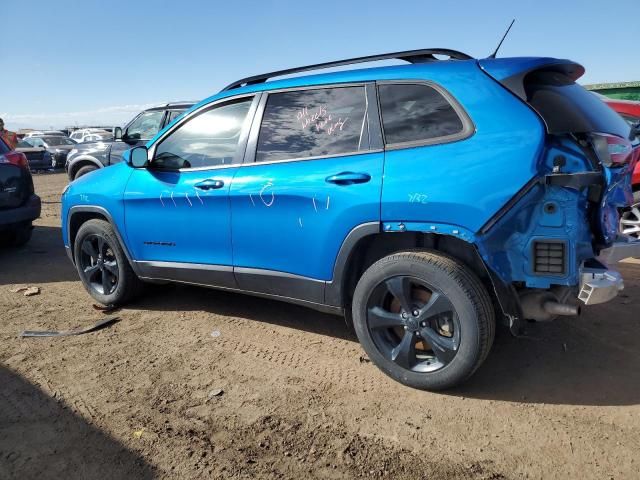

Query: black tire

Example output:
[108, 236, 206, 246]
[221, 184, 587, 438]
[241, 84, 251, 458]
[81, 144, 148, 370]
[0, 222, 33, 247]
[74, 219, 143, 305]
[74, 165, 98, 180]
[12, 222, 33, 247]
[352, 250, 495, 391]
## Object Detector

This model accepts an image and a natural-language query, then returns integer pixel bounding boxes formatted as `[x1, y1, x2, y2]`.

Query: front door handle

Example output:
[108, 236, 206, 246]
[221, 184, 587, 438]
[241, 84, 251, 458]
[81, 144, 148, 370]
[194, 179, 224, 190]
[325, 172, 371, 185]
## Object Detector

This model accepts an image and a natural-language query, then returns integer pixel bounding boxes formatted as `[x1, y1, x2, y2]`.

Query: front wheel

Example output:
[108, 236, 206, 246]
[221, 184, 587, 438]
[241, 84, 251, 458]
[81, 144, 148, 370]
[74, 219, 143, 305]
[352, 251, 495, 391]
[74, 164, 98, 180]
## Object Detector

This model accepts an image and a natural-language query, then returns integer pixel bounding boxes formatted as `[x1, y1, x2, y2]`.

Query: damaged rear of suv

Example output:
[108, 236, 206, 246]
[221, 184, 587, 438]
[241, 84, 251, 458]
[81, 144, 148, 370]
[477, 57, 638, 325]
[62, 50, 639, 390]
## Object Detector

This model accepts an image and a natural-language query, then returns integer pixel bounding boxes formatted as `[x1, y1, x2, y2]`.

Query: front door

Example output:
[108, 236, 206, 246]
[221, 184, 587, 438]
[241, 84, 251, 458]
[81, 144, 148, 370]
[230, 85, 383, 300]
[124, 96, 258, 285]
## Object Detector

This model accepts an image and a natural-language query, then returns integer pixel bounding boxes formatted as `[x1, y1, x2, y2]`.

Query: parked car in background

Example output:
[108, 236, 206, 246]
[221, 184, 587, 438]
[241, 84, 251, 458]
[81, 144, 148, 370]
[22, 135, 77, 168]
[23, 130, 66, 138]
[69, 129, 112, 144]
[62, 50, 639, 390]
[15, 140, 54, 170]
[83, 132, 113, 143]
[0, 138, 41, 246]
[68, 126, 115, 136]
[599, 96, 640, 125]
[596, 93, 640, 238]
[65, 102, 193, 180]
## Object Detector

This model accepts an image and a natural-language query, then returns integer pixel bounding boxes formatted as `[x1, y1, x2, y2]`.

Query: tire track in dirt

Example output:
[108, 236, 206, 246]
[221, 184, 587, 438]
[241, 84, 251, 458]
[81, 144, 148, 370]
[190, 311, 383, 393]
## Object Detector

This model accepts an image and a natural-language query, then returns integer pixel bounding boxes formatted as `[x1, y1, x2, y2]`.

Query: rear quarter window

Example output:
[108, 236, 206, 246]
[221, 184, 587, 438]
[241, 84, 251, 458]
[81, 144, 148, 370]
[525, 71, 631, 138]
[378, 83, 471, 146]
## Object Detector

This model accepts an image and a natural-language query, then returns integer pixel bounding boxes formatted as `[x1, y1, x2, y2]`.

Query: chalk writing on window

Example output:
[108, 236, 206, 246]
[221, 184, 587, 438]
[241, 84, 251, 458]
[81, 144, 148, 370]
[296, 106, 348, 136]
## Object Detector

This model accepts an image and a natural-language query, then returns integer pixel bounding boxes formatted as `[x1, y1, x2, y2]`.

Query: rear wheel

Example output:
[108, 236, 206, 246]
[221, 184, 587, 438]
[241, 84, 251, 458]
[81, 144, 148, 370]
[352, 251, 494, 391]
[74, 165, 98, 180]
[11, 222, 33, 246]
[620, 191, 640, 239]
[74, 219, 143, 305]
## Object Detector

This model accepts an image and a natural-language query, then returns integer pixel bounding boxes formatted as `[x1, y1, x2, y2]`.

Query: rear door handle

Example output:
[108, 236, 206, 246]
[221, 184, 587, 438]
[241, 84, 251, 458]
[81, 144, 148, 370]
[194, 179, 224, 190]
[325, 172, 371, 185]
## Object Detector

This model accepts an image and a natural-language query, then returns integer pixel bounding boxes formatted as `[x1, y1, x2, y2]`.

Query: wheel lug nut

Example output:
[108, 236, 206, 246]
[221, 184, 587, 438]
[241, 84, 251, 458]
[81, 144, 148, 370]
[403, 326, 408, 330]
[421, 322, 426, 327]
[401, 312, 408, 319]
[413, 310, 419, 316]
[416, 332, 420, 336]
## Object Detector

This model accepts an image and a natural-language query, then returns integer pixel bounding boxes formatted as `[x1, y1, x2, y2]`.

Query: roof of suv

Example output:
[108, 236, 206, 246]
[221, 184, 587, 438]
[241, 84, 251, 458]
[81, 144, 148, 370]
[195, 51, 479, 110]
[222, 48, 472, 91]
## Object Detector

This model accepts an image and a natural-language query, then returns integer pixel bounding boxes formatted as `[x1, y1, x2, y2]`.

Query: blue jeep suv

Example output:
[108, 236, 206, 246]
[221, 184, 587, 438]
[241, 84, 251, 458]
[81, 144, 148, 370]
[61, 49, 639, 390]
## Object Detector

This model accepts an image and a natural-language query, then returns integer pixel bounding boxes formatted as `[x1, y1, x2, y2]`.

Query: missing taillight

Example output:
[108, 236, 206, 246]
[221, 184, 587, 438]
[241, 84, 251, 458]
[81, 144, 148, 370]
[591, 133, 633, 167]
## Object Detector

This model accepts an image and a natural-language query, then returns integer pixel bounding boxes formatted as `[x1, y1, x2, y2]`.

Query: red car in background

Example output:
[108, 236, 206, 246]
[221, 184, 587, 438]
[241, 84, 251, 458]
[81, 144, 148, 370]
[596, 93, 640, 238]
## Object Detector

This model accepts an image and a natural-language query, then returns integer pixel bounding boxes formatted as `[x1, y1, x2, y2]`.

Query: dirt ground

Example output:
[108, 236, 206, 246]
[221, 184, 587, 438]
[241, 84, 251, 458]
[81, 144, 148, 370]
[1, 172, 639, 480]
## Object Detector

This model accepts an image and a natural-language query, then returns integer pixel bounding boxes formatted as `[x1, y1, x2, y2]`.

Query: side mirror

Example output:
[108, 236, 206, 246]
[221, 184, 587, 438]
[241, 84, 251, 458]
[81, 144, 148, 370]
[114, 127, 122, 141]
[129, 146, 149, 168]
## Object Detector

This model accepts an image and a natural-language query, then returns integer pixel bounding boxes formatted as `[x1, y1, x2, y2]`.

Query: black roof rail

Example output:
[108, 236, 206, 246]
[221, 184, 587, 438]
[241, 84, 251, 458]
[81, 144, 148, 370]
[221, 48, 473, 91]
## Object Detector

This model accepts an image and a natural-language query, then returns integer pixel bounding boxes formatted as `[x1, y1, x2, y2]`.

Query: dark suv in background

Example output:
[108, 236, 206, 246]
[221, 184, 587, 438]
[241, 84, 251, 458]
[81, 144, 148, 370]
[65, 101, 194, 180]
[22, 135, 77, 169]
[0, 138, 40, 246]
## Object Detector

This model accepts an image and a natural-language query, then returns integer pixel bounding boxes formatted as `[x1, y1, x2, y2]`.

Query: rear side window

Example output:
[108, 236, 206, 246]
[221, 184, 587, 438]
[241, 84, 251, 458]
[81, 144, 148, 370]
[256, 86, 368, 163]
[378, 83, 468, 146]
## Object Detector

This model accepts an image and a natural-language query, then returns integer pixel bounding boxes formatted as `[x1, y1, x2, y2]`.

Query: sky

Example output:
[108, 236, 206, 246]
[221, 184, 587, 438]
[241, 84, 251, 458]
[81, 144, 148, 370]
[2, 0, 639, 130]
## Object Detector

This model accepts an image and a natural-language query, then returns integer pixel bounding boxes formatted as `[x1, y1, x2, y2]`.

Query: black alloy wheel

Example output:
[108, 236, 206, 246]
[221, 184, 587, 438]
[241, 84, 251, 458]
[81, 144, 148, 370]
[366, 276, 460, 373]
[352, 251, 495, 390]
[78, 233, 119, 295]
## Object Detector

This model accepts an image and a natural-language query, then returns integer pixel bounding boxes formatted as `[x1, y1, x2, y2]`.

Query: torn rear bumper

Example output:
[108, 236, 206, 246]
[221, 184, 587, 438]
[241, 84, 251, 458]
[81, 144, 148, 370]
[578, 265, 624, 305]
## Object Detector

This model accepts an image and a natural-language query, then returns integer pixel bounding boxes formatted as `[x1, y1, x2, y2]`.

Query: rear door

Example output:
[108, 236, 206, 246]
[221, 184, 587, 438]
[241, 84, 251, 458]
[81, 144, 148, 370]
[229, 84, 384, 299]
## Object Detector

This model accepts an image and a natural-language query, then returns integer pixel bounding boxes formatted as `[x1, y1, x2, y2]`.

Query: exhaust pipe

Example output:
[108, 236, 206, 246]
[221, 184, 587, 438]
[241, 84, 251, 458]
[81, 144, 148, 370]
[543, 301, 580, 317]
[520, 291, 581, 321]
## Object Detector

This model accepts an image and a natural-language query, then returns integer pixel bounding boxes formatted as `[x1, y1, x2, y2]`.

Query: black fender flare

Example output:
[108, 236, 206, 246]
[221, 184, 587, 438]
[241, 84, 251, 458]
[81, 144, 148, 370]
[324, 221, 522, 334]
[324, 222, 380, 306]
[67, 205, 140, 275]
[67, 156, 103, 179]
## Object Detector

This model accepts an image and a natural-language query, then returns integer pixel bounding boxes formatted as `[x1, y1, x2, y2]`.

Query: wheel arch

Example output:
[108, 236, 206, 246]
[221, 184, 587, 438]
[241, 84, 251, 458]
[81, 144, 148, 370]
[68, 156, 103, 180]
[327, 224, 520, 330]
[67, 206, 135, 269]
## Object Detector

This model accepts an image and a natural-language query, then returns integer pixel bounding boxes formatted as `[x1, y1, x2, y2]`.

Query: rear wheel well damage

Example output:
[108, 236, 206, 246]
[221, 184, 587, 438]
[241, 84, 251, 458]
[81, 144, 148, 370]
[336, 232, 511, 327]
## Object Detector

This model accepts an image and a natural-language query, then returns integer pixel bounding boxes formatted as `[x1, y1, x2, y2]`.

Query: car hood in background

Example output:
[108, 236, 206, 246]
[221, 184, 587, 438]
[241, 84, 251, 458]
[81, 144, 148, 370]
[69, 140, 114, 155]
[15, 146, 46, 154]
[50, 145, 76, 152]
